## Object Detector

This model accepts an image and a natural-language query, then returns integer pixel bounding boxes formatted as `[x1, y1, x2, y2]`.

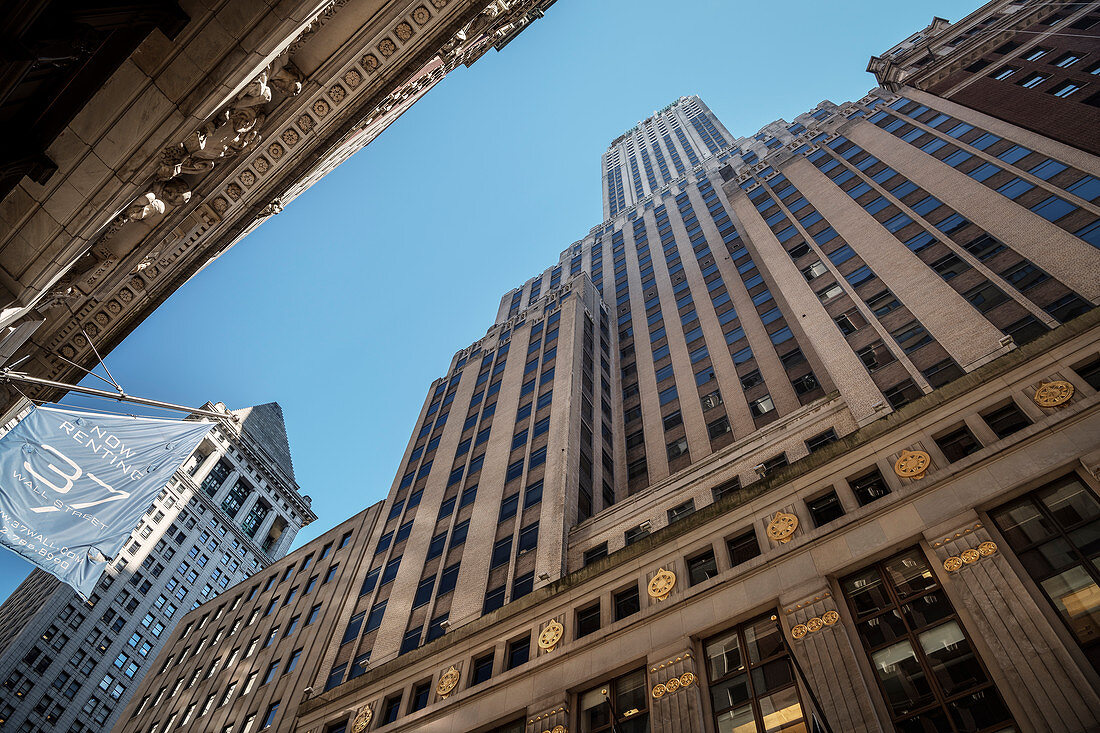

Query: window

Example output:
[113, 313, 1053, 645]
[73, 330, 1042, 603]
[934, 425, 982, 462]
[687, 549, 718, 585]
[262, 701, 280, 729]
[666, 436, 689, 461]
[849, 468, 890, 506]
[574, 671, 650, 733]
[517, 523, 539, 554]
[341, 612, 364, 645]
[409, 680, 431, 712]
[624, 523, 650, 545]
[964, 282, 1008, 313]
[727, 529, 761, 566]
[584, 543, 608, 566]
[364, 601, 386, 633]
[306, 604, 321, 625]
[381, 694, 401, 725]
[576, 603, 601, 638]
[667, 500, 695, 524]
[506, 637, 529, 670]
[704, 615, 807, 733]
[614, 585, 640, 621]
[807, 491, 845, 527]
[399, 626, 422, 655]
[323, 664, 345, 692]
[438, 564, 460, 595]
[841, 549, 1013, 729]
[981, 401, 1031, 439]
[1049, 80, 1083, 98]
[806, 428, 838, 452]
[749, 395, 775, 417]
[471, 651, 494, 686]
[990, 66, 1017, 80]
[491, 537, 513, 568]
[990, 475, 1100, 669]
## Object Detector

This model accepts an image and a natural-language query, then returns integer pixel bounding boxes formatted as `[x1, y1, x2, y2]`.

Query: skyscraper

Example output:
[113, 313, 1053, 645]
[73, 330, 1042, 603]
[0, 402, 314, 732]
[120, 1, 1100, 731]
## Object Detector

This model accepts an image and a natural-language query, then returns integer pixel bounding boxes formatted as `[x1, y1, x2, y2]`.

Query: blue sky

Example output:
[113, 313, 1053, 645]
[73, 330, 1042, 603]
[0, 0, 981, 604]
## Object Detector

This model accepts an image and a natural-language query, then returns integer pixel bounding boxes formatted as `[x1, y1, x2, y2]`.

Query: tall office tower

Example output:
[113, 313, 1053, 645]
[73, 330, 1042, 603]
[0, 402, 314, 733]
[122, 2, 1100, 732]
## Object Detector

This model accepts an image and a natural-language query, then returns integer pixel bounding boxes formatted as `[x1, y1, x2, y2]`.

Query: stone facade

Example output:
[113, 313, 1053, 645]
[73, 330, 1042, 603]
[0, 0, 556, 423]
[114, 1, 1100, 732]
[0, 401, 314, 732]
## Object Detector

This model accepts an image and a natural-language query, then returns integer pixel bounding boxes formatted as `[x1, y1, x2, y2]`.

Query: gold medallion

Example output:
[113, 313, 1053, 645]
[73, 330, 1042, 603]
[665, 677, 681, 692]
[538, 619, 564, 652]
[791, 623, 810, 639]
[943, 556, 963, 572]
[894, 449, 931, 480]
[436, 665, 460, 698]
[351, 706, 372, 732]
[766, 510, 799, 544]
[1034, 380, 1074, 407]
[961, 548, 981, 564]
[679, 672, 696, 687]
[978, 541, 998, 556]
[648, 568, 677, 601]
[822, 610, 840, 626]
[806, 617, 824, 632]
[651, 683, 667, 699]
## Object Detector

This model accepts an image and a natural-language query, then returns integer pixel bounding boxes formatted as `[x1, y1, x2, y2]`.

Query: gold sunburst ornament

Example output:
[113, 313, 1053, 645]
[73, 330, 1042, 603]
[1034, 380, 1074, 407]
[538, 619, 565, 652]
[679, 672, 696, 687]
[436, 666, 460, 698]
[766, 510, 799, 544]
[791, 623, 809, 639]
[822, 610, 840, 626]
[647, 568, 677, 600]
[978, 541, 998, 556]
[351, 706, 372, 732]
[651, 683, 667, 699]
[894, 449, 931, 480]
[943, 556, 963, 572]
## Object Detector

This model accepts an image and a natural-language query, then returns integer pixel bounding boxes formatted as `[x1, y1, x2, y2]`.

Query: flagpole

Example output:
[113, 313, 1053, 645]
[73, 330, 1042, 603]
[1, 369, 231, 420]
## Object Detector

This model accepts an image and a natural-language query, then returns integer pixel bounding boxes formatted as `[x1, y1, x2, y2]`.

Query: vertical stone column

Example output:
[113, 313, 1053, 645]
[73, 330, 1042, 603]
[926, 514, 1100, 732]
[190, 448, 223, 487]
[209, 470, 241, 507]
[779, 586, 885, 733]
[647, 648, 705, 733]
[524, 698, 568, 733]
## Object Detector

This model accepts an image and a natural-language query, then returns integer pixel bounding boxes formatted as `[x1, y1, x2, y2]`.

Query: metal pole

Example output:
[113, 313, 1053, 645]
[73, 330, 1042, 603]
[773, 615, 836, 733]
[601, 688, 621, 733]
[1, 369, 230, 420]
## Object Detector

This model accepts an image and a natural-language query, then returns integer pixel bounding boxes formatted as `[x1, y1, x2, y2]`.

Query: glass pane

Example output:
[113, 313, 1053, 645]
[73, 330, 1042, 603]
[1040, 478, 1100, 526]
[581, 687, 610, 727]
[758, 685, 807, 733]
[707, 629, 744, 679]
[711, 672, 752, 713]
[619, 716, 649, 733]
[917, 621, 986, 695]
[750, 658, 795, 696]
[1039, 565, 1100, 644]
[901, 591, 953, 631]
[1019, 538, 1077, 577]
[858, 610, 908, 648]
[616, 670, 648, 714]
[1068, 518, 1100, 559]
[991, 500, 1056, 548]
[870, 640, 935, 715]
[885, 551, 936, 598]
[895, 708, 953, 733]
[948, 687, 1013, 732]
[716, 705, 758, 733]
[745, 616, 784, 664]
[844, 569, 892, 617]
